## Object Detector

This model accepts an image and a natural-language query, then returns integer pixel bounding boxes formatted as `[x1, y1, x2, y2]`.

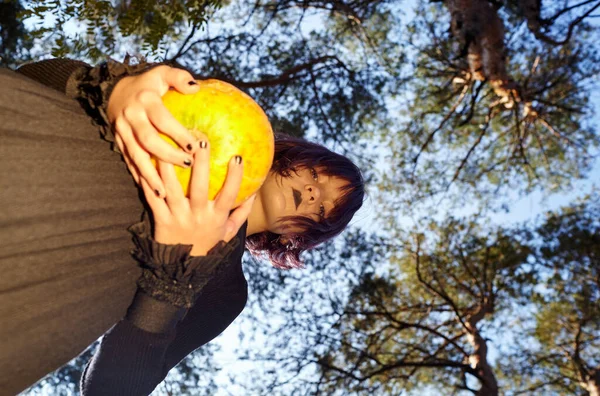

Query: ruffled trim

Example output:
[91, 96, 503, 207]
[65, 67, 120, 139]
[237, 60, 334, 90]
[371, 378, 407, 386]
[72, 55, 161, 151]
[128, 215, 240, 308]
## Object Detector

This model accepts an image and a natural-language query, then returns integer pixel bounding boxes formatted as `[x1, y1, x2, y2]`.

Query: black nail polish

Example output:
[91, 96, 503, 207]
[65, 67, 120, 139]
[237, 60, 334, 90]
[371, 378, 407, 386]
[199, 141, 208, 149]
[235, 155, 242, 165]
[154, 189, 161, 197]
[188, 80, 198, 86]
[184, 158, 192, 166]
[186, 143, 193, 151]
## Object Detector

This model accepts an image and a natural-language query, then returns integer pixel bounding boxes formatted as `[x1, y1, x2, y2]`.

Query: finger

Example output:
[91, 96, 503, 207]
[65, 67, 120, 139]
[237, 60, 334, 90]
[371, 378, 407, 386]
[189, 137, 210, 209]
[114, 132, 126, 154]
[115, 117, 165, 197]
[162, 67, 200, 95]
[122, 150, 141, 185]
[116, 134, 141, 184]
[224, 194, 257, 241]
[214, 155, 244, 212]
[144, 97, 199, 154]
[158, 160, 187, 210]
[123, 101, 195, 165]
[140, 177, 171, 221]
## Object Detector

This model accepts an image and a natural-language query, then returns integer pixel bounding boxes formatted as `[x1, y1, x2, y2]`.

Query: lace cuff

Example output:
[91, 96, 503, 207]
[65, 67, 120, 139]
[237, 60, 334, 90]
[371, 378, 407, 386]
[72, 56, 161, 150]
[128, 217, 240, 309]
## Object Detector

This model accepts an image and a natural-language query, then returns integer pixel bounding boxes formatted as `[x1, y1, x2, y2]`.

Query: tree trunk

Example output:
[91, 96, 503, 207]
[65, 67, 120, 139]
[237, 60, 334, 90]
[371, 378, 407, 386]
[444, 0, 518, 106]
[464, 303, 499, 396]
[586, 368, 600, 396]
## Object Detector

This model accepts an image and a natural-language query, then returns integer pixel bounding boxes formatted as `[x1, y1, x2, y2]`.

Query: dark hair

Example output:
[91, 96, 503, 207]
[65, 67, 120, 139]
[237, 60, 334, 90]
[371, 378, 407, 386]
[245, 134, 365, 269]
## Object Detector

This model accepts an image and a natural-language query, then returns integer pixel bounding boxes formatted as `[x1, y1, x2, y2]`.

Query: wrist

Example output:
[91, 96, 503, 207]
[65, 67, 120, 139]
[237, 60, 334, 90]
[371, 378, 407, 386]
[128, 215, 241, 309]
[153, 229, 214, 257]
[106, 75, 133, 123]
[190, 246, 208, 256]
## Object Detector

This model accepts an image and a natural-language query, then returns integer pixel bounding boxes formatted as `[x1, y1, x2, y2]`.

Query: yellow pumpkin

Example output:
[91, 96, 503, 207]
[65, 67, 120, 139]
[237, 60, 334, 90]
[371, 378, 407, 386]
[158, 79, 274, 207]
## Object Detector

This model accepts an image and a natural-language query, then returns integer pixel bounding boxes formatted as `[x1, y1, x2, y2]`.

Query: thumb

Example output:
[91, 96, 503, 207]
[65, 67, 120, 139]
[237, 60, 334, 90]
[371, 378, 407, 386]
[225, 194, 257, 241]
[164, 67, 201, 95]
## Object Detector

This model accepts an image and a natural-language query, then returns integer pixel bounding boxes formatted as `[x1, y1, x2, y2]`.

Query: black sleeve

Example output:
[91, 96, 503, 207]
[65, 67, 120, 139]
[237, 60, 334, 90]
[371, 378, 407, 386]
[79, 219, 248, 396]
[79, 316, 177, 396]
[80, 275, 247, 396]
[163, 266, 248, 371]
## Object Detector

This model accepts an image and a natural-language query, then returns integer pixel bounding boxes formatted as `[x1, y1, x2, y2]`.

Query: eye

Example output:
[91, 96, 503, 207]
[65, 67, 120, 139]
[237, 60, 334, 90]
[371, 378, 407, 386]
[310, 167, 318, 181]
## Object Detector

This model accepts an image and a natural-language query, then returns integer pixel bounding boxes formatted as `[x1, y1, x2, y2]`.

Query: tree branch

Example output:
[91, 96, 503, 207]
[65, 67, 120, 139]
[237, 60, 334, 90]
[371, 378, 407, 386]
[526, 0, 600, 46]
[412, 82, 471, 172]
[169, 22, 199, 62]
[217, 55, 345, 89]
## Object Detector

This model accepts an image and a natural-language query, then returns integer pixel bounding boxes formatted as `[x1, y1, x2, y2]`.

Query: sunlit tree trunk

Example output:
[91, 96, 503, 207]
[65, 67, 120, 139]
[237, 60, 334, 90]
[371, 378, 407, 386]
[445, 0, 517, 106]
[583, 368, 600, 396]
[465, 303, 499, 396]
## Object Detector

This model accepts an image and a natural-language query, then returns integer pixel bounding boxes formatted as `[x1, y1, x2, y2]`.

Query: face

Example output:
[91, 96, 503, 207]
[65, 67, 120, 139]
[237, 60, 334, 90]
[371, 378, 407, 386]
[258, 166, 349, 234]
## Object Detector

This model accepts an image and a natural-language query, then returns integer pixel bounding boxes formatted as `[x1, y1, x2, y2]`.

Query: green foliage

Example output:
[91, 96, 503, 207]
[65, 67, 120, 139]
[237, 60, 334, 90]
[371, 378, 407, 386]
[226, 198, 599, 395]
[20, 0, 225, 62]
[501, 195, 600, 395]
[226, 228, 395, 395]
[14, 0, 599, 217]
[309, 218, 533, 394]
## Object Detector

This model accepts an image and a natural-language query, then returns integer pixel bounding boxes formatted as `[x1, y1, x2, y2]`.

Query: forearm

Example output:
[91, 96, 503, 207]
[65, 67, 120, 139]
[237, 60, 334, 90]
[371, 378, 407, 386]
[80, 217, 240, 395]
[80, 288, 189, 395]
[80, 316, 176, 396]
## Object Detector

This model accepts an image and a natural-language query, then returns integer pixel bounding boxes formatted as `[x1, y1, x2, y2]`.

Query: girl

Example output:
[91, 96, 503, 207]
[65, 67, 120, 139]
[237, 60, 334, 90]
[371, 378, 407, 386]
[0, 59, 364, 395]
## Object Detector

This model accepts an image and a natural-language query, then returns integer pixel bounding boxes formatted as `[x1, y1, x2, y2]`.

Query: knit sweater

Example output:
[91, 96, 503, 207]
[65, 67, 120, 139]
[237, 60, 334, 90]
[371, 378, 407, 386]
[16, 59, 249, 396]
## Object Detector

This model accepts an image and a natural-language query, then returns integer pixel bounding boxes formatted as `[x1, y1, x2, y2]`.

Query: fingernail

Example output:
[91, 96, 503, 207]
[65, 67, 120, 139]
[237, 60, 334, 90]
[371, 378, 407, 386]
[188, 80, 198, 86]
[154, 189, 161, 197]
[186, 143, 193, 151]
[183, 158, 193, 166]
[234, 155, 242, 165]
[199, 140, 208, 149]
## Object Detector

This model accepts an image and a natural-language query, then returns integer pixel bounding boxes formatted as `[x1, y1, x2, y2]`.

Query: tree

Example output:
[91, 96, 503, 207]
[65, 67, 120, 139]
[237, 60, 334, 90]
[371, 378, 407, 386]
[224, 228, 395, 395]
[306, 219, 533, 395]
[11, 1, 600, 394]
[221, 217, 534, 395]
[231, 198, 600, 396]
[502, 196, 600, 395]
[378, 0, 600, 215]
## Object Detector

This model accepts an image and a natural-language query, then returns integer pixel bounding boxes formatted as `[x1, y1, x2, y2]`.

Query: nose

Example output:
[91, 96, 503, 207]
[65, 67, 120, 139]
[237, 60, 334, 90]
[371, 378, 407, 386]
[304, 184, 321, 203]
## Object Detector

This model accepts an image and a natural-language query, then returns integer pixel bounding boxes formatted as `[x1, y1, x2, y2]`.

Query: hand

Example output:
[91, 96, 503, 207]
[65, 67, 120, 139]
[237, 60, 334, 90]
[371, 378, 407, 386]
[108, 65, 201, 197]
[139, 136, 255, 256]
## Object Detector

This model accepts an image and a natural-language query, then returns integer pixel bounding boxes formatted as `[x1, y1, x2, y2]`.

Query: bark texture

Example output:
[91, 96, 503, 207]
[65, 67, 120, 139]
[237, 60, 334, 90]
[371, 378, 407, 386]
[445, 0, 518, 107]
[464, 302, 499, 396]
[584, 368, 600, 396]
